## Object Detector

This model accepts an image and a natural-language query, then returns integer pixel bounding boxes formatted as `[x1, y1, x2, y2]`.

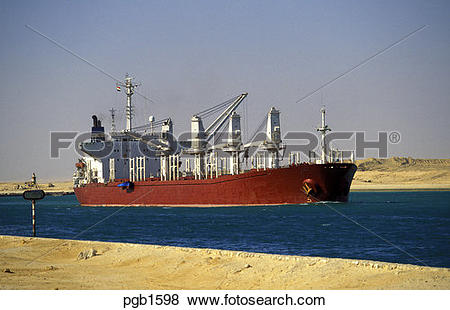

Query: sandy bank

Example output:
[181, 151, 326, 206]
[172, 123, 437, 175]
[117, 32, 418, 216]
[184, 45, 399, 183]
[351, 158, 450, 191]
[351, 183, 450, 191]
[0, 235, 448, 290]
[0, 181, 74, 196]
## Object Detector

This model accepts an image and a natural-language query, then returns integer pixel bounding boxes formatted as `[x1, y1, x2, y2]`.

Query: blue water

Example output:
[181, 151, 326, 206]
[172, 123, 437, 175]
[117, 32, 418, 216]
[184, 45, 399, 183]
[0, 192, 449, 268]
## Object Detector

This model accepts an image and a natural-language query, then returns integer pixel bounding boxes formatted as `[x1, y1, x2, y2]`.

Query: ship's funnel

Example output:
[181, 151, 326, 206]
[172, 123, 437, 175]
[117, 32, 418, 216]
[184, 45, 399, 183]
[91, 115, 105, 142]
[92, 115, 98, 127]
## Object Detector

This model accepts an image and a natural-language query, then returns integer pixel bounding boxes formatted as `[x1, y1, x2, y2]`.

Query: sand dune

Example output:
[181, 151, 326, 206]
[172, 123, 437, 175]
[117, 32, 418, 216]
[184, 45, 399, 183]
[0, 236, 448, 290]
[352, 157, 450, 190]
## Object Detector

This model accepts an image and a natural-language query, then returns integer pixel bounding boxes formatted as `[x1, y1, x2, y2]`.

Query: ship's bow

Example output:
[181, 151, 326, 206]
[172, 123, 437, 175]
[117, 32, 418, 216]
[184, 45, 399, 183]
[299, 163, 357, 203]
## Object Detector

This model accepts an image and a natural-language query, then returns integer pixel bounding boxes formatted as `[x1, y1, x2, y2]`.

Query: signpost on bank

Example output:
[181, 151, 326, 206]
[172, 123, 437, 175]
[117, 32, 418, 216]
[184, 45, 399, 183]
[22, 190, 45, 237]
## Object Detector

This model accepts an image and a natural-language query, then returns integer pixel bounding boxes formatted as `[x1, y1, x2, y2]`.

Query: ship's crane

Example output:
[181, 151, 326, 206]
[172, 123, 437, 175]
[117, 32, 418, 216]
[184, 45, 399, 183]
[190, 93, 247, 148]
[203, 93, 247, 143]
[187, 93, 247, 179]
[243, 107, 284, 169]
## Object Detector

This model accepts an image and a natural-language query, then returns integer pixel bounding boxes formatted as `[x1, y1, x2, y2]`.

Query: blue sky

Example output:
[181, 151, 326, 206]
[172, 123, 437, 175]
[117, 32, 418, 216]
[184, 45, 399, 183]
[0, 0, 449, 180]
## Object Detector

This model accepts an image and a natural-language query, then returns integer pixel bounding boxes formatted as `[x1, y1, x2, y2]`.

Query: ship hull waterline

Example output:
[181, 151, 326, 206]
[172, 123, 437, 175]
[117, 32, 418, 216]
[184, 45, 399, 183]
[74, 163, 357, 207]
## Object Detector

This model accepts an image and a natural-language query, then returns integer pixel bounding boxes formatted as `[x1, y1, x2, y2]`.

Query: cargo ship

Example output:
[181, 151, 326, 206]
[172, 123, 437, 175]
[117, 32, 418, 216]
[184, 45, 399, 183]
[73, 75, 357, 206]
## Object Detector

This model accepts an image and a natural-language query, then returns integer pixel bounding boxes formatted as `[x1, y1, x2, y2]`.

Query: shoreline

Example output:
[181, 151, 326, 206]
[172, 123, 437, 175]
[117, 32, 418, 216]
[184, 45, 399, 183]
[350, 183, 450, 192]
[0, 235, 448, 289]
[1, 184, 449, 197]
[0, 191, 74, 197]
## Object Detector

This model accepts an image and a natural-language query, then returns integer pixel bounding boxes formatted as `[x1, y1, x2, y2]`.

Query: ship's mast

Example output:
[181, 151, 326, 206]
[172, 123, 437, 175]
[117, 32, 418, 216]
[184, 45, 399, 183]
[117, 74, 140, 132]
[317, 107, 331, 164]
[109, 108, 116, 132]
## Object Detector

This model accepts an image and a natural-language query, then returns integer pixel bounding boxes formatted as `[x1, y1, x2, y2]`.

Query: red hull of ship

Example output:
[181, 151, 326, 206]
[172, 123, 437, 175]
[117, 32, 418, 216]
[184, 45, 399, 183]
[74, 163, 357, 207]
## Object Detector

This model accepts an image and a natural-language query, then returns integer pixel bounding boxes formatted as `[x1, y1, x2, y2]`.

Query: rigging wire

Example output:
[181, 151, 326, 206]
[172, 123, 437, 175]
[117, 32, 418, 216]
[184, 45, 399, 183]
[212, 119, 230, 146]
[247, 114, 268, 144]
[195, 95, 240, 118]
[25, 24, 158, 105]
[295, 24, 428, 104]
[197, 100, 235, 119]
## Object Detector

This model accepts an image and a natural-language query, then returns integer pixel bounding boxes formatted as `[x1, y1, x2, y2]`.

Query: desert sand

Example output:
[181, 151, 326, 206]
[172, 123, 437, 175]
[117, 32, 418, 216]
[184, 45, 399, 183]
[0, 235, 448, 290]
